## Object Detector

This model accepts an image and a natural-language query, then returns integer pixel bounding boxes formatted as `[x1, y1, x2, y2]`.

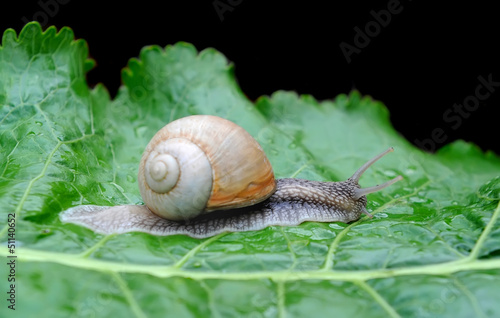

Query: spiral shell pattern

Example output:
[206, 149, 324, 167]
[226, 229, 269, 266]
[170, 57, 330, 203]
[138, 115, 276, 221]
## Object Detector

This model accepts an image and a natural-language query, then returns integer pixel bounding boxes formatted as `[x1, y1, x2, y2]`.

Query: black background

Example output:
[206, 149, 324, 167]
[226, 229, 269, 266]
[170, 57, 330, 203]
[2, 1, 499, 154]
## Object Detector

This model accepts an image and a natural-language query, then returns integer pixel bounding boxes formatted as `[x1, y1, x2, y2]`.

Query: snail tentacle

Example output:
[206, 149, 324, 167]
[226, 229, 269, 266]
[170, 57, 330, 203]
[349, 147, 394, 182]
[353, 175, 403, 200]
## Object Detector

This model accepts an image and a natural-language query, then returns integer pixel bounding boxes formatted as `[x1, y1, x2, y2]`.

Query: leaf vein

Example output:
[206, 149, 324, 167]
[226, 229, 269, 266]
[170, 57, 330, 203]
[354, 280, 400, 318]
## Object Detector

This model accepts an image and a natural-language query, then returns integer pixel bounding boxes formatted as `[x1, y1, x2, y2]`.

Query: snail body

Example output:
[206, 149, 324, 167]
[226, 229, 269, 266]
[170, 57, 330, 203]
[60, 115, 402, 238]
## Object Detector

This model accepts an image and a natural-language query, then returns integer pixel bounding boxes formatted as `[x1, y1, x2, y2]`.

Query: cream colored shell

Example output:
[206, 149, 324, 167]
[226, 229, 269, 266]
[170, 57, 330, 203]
[138, 115, 276, 221]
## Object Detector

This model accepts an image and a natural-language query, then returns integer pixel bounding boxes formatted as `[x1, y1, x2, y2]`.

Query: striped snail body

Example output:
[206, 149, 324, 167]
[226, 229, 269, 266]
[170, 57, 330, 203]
[60, 115, 403, 238]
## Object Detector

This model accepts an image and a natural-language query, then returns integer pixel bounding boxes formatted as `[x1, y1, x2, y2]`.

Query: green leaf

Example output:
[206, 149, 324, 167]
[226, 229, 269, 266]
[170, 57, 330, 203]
[1, 22, 500, 317]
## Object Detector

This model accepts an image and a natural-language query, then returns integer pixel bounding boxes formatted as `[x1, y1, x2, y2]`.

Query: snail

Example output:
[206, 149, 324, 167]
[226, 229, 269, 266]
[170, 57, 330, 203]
[60, 115, 403, 238]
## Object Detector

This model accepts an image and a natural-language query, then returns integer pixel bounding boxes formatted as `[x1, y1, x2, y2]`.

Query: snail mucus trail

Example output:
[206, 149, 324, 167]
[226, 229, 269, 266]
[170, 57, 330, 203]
[60, 115, 403, 239]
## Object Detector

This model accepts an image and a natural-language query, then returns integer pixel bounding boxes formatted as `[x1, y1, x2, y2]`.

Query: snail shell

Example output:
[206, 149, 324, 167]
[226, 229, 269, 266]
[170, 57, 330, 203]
[137, 115, 276, 220]
[60, 116, 403, 238]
